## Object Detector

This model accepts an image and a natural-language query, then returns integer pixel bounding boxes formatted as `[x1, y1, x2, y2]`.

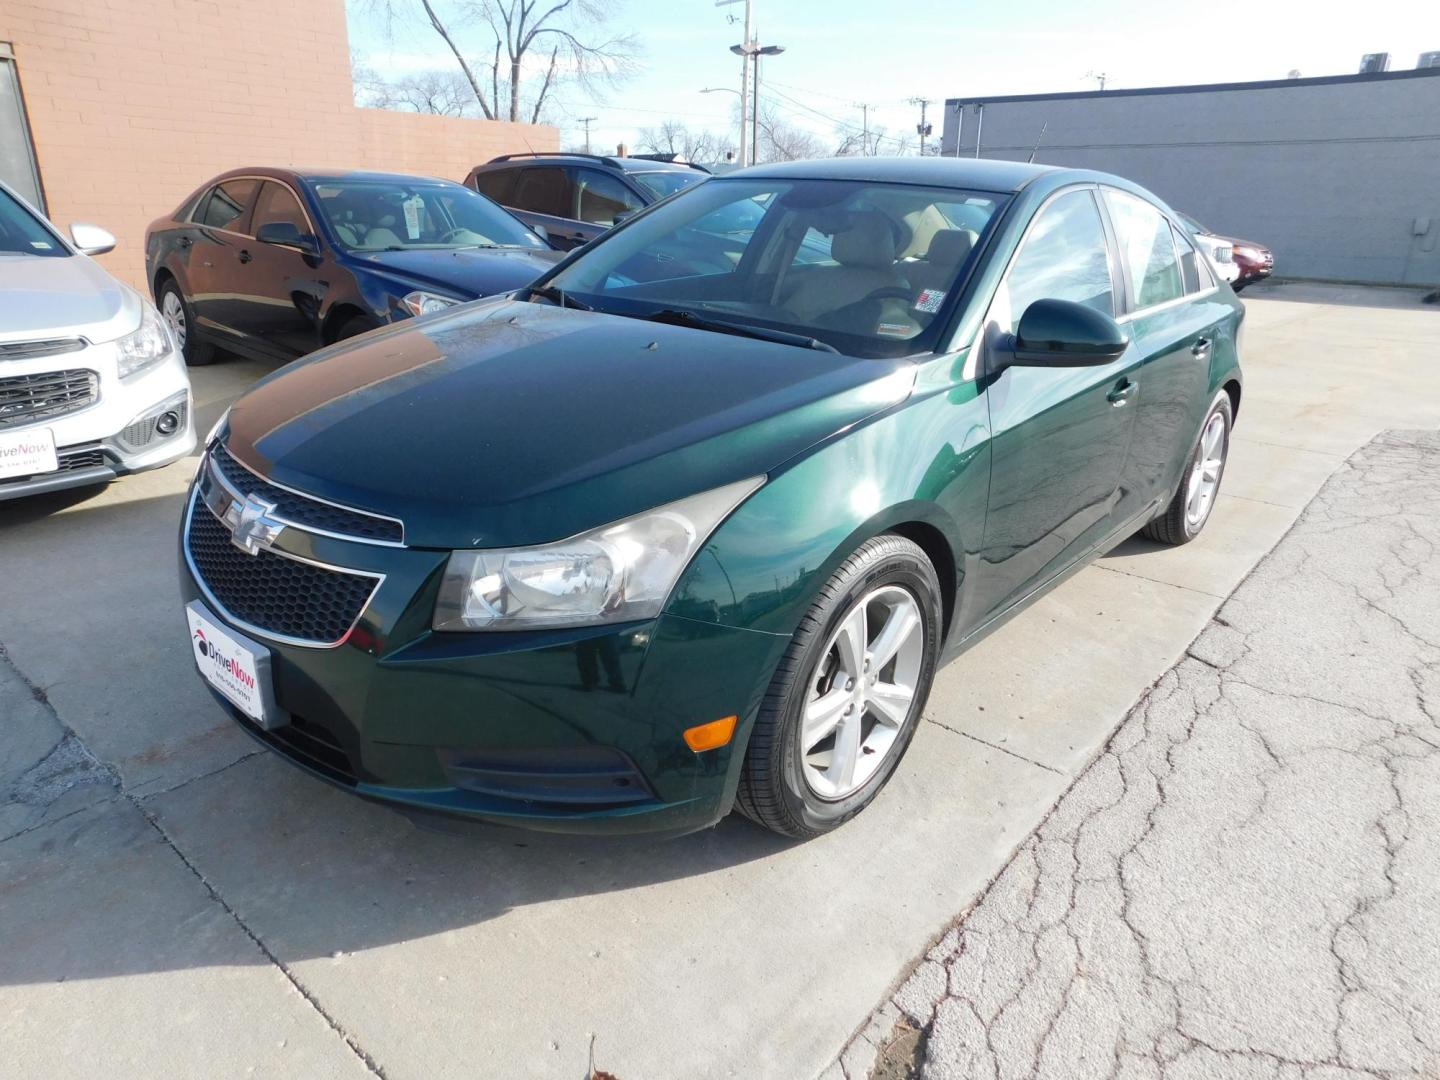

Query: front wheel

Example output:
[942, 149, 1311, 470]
[735, 534, 942, 839]
[1143, 393, 1233, 545]
[158, 280, 214, 366]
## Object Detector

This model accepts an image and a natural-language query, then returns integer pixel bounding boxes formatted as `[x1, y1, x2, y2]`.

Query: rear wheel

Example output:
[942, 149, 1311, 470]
[1143, 393, 1233, 545]
[159, 279, 214, 366]
[736, 534, 942, 839]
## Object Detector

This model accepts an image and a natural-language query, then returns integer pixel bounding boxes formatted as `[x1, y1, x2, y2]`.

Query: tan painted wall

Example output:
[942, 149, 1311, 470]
[1, 0, 556, 290]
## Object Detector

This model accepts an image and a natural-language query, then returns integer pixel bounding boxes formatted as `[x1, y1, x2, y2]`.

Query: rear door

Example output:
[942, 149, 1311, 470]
[187, 178, 260, 341]
[976, 186, 1143, 620]
[1100, 188, 1220, 519]
[227, 180, 327, 359]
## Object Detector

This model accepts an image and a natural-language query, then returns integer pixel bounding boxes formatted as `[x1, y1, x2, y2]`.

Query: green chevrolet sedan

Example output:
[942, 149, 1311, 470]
[180, 158, 1242, 839]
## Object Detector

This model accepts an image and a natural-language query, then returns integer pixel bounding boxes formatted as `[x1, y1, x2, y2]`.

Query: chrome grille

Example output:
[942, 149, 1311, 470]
[0, 338, 85, 361]
[209, 443, 404, 545]
[185, 496, 381, 646]
[0, 369, 98, 428]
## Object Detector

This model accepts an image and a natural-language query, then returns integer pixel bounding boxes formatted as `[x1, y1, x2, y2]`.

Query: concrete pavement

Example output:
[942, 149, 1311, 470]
[2, 285, 1438, 1079]
[839, 429, 1440, 1079]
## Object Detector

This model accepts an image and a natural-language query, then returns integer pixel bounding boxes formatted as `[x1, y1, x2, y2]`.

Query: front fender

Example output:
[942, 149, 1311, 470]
[666, 372, 992, 645]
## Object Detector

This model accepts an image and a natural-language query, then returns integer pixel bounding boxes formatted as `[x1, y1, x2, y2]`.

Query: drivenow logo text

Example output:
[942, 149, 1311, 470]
[194, 627, 256, 691]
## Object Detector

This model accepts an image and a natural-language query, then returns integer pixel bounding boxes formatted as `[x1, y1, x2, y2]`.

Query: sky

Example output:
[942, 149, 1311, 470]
[347, 0, 1439, 155]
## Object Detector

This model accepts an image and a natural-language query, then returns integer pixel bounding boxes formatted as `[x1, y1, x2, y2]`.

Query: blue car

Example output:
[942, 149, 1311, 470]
[145, 168, 562, 365]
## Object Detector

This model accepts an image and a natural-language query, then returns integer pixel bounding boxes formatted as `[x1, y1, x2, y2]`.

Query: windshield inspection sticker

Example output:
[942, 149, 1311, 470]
[913, 288, 946, 313]
[402, 195, 424, 239]
[30, 240, 52, 250]
[877, 322, 912, 337]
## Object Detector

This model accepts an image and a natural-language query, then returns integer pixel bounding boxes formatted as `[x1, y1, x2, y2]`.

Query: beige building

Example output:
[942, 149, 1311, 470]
[0, 0, 555, 290]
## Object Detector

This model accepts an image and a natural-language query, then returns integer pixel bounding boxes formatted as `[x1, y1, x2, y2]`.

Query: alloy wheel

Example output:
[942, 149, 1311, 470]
[161, 290, 187, 350]
[1185, 411, 1226, 527]
[800, 584, 925, 800]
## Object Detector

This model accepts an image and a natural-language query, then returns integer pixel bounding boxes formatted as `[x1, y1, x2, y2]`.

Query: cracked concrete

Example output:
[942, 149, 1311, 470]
[4, 286, 1439, 1078]
[837, 429, 1440, 1080]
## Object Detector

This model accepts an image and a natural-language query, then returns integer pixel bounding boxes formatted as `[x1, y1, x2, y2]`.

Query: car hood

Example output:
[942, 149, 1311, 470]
[223, 299, 916, 549]
[0, 252, 141, 344]
[356, 246, 562, 300]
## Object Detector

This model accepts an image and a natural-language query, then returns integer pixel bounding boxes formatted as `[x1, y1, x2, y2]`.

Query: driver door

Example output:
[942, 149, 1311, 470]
[975, 186, 1142, 621]
[228, 180, 326, 359]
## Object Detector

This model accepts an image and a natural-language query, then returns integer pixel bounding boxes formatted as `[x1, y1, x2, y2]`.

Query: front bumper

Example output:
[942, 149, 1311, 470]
[0, 341, 195, 501]
[177, 478, 789, 835]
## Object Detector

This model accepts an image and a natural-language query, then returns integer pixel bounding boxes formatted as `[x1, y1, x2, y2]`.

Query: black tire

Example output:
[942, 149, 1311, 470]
[158, 279, 215, 366]
[333, 315, 379, 342]
[1143, 393, 1233, 545]
[735, 534, 943, 839]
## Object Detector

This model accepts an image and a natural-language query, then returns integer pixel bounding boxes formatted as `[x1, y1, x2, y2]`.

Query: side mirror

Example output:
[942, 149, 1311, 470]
[69, 223, 116, 256]
[256, 221, 319, 254]
[1008, 298, 1129, 368]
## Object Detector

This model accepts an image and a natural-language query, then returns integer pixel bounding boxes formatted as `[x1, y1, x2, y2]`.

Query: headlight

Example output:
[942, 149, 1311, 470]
[433, 476, 765, 631]
[115, 301, 174, 379]
[403, 290, 464, 316]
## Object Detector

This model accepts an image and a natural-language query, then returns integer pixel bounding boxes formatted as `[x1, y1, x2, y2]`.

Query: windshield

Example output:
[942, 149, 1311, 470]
[0, 187, 68, 258]
[544, 177, 1007, 358]
[311, 180, 546, 253]
[630, 170, 706, 200]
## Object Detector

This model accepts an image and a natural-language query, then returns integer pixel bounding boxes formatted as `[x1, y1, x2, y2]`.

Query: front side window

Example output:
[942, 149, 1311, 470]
[512, 167, 572, 218]
[0, 184, 66, 257]
[311, 179, 545, 252]
[201, 179, 258, 231]
[575, 169, 644, 226]
[544, 178, 1006, 359]
[1104, 189, 1183, 310]
[251, 182, 309, 234]
[992, 188, 1115, 334]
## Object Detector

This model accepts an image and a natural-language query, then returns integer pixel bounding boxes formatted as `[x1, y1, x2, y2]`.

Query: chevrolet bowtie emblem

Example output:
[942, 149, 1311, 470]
[228, 493, 285, 556]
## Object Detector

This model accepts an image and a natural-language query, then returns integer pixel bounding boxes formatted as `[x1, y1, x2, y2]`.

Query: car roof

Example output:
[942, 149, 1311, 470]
[202, 167, 459, 186]
[477, 153, 704, 174]
[726, 156, 1059, 194]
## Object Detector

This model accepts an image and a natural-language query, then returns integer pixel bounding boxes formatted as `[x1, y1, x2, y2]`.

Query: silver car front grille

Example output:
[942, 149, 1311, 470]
[0, 369, 99, 428]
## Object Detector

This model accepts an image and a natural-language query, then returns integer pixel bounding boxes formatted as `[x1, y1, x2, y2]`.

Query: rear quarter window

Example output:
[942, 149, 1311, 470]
[471, 168, 517, 205]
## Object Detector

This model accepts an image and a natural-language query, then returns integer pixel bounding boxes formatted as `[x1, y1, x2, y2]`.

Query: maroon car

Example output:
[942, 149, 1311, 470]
[1228, 238, 1274, 291]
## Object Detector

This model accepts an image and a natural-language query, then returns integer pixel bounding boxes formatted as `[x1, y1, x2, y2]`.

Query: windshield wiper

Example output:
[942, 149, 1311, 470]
[630, 308, 838, 353]
[526, 284, 593, 311]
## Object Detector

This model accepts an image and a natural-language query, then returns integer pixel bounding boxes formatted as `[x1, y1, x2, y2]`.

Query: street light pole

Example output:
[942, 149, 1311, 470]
[716, 0, 753, 167]
[733, 41, 784, 164]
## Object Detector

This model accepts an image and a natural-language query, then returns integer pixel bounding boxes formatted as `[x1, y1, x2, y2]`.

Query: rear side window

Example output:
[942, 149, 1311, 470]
[471, 168, 517, 204]
[1104, 189, 1183, 310]
[512, 167, 571, 218]
[575, 168, 644, 226]
[200, 179, 258, 231]
[1171, 223, 1202, 293]
[251, 182, 309, 233]
[995, 188, 1115, 334]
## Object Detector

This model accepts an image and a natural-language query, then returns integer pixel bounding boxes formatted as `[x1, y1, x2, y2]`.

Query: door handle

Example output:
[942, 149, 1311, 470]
[177, 236, 192, 249]
[237, 249, 252, 264]
[1107, 379, 1137, 407]
[1191, 336, 1212, 358]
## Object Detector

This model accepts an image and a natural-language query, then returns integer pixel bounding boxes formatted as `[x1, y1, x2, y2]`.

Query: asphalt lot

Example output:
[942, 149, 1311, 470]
[2, 283, 1438, 1079]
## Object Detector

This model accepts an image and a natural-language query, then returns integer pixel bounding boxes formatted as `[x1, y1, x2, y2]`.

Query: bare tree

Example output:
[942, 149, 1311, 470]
[755, 107, 826, 163]
[357, 0, 637, 125]
[636, 119, 736, 163]
[357, 67, 483, 116]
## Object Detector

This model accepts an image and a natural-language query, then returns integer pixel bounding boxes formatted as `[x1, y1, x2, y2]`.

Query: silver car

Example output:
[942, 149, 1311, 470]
[1, 181, 195, 501]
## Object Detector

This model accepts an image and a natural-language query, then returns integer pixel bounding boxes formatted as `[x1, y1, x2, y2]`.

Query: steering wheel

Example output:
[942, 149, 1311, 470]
[855, 286, 915, 305]
[813, 286, 917, 331]
[437, 228, 474, 244]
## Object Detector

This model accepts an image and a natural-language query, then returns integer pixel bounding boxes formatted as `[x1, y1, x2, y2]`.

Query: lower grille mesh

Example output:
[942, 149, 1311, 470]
[186, 502, 378, 644]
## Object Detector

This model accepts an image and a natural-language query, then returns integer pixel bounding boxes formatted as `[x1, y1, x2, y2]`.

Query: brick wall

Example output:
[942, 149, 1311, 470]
[0, 0, 556, 290]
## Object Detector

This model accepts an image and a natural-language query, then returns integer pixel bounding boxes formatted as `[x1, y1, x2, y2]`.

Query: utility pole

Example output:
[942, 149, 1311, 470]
[1084, 70, 1108, 91]
[716, 0, 753, 167]
[909, 97, 933, 156]
[578, 116, 597, 154]
[855, 102, 873, 155]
